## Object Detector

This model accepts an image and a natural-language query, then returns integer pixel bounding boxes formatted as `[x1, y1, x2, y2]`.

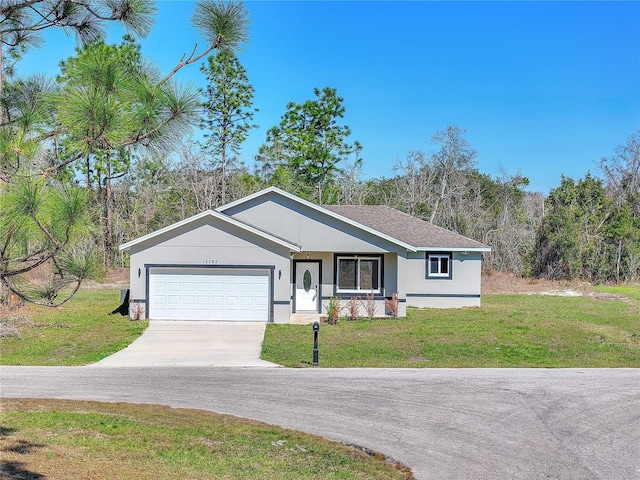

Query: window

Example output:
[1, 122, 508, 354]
[336, 255, 381, 293]
[427, 253, 452, 278]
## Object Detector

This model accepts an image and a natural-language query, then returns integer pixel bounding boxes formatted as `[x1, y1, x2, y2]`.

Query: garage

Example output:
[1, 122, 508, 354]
[148, 267, 270, 321]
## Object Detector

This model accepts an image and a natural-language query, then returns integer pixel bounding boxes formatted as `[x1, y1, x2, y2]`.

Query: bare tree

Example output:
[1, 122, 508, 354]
[599, 130, 640, 214]
[179, 142, 224, 212]
[482, 170, 538, 273]
[428, 125, 477, 226]
[392, 151, 433, 217]
[335, 159, 367, 205]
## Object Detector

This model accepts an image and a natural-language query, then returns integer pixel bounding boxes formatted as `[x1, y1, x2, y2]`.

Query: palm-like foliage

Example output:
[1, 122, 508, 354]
[0, 0, 251, 303]
[0, 176, 95, 305]
[161, 0, 249, 82]
[53, 37, 201, 261]
[1, 0, 156, 53]
[193, 0, 250, 51]
[0, 76, 56, 181]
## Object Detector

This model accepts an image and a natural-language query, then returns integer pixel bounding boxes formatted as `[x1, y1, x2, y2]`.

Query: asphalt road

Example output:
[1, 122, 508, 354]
[2, 367, 639, 479]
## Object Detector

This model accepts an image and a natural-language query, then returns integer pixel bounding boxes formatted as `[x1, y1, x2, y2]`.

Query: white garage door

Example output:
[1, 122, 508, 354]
[149, 268, 269, 321]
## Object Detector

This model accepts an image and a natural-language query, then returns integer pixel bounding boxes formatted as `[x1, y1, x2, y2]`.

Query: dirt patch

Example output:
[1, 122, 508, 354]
[482, 271, 631, 301]
[482, 271, 590, 294]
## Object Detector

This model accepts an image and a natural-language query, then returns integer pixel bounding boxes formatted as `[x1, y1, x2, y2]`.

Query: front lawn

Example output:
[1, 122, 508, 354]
[3, 287, 639, 368]
[0, 289, 147, 366]
[262, 293, 640, 367]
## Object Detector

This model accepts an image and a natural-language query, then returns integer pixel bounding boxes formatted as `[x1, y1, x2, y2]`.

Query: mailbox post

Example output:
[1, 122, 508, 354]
[312, 321, 320, 366]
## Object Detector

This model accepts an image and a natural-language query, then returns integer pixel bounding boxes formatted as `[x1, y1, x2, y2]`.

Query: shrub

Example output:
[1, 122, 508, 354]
[131, 302, 145, 321]
[385, 293, 399, 318]
[324, 297, 341, 325]
[364, 292, 378, 318]
[345, 296, 361, 321]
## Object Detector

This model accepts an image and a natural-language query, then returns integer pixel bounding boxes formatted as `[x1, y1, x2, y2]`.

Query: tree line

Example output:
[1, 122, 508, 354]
[1, 1, 639, 306]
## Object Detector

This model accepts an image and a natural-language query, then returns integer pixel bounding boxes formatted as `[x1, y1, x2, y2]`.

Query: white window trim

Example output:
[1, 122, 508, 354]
[336, 255, 382, 294]
[427, 253, 452, 278]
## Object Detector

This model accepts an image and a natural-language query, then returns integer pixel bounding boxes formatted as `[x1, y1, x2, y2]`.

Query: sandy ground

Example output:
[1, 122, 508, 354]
[481, 270, 627, 300]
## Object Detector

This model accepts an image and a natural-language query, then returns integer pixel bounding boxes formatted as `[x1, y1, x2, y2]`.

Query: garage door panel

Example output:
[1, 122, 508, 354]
[239, 295, 254, 306]
[182, 295, 195, 305]
[225, 284, 239, 294]
[149, 268, 269, 321]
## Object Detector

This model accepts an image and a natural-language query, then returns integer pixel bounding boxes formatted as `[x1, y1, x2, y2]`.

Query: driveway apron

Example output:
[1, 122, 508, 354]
[94, 321, 279, 367]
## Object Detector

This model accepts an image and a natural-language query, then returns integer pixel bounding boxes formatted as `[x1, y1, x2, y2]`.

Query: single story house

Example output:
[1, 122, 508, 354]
[119, 187, 491, 323]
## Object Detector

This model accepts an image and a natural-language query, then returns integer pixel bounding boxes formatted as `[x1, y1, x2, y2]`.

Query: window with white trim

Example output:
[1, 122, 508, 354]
[427, 253, 452, 278]
[336, 255, 381, 293]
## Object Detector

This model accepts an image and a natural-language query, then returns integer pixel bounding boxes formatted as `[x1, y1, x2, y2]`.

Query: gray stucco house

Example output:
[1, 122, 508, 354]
[119, 187, 491, 323]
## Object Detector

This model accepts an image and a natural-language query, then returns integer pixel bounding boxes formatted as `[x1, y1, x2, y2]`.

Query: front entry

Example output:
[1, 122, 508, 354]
[294, 261, 321, 313]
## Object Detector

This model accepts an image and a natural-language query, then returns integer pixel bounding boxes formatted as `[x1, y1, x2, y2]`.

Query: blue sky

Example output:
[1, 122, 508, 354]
[15, 1, 640, 193]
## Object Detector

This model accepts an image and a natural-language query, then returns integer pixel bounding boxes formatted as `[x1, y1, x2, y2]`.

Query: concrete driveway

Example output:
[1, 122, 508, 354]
[2, 367, 638, 479]
[95, 321, 278, 367]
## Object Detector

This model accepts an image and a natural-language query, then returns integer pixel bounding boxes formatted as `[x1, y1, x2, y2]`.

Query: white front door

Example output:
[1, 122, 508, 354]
[295, 261, 320, 312]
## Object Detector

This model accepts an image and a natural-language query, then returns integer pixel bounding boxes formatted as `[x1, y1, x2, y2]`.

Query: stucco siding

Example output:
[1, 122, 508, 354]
[127, 216, 292, 320]
[405, 251, 483, 308]
[224, 192, 405, 254]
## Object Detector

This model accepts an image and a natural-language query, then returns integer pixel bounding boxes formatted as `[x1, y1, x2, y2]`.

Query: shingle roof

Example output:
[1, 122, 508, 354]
[322, 205, 490, 251]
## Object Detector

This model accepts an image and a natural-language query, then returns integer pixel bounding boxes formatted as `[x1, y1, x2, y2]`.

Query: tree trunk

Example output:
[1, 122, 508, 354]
[616, 239, 623, 283]
[220, 147, 227, 206]
[105, 156, 114, 265]
[430, 176, 447, 224]
[0, 37, 4, 125]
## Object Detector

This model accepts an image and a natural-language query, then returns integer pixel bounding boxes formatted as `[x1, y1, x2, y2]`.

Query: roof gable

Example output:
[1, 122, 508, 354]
[218, 187, 418, 252]
[119, 209, 302, 252]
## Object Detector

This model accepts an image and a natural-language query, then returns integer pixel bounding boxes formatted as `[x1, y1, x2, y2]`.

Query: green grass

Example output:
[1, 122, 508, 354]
[3, 287, 640, 368]
[1, 398, 412, 480]
[594, 283, 640, 301]
[0, 289, 147, 366]
[262, 294, 640, 368]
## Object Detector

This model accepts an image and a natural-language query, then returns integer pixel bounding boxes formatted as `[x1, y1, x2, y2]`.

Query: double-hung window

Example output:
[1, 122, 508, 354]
[427, 253, 452, 279]
[336, 255, 382, 294]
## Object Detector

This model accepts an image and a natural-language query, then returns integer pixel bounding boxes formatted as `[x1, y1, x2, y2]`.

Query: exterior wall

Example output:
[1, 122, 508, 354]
[127, 216, 292, 322]
[224, 192, 404, 254]
[405, 251, 483, 308]
[225, 193, 415, 318]
[294, 251, 407, 318]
